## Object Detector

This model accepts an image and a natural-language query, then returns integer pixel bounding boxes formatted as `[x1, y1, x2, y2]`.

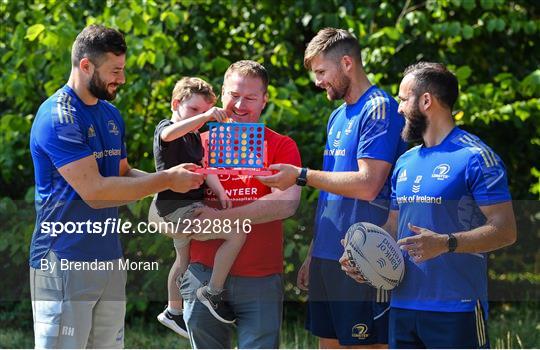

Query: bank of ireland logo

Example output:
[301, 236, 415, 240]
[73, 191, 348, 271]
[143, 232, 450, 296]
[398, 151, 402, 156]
[412, 175, 422, 193]
[432, 163, 450, 180]
[352, 324, 369, 339]
[108, 120, 119, 135]
[397, 169, 408, 183]
[333, 130, 342, 147]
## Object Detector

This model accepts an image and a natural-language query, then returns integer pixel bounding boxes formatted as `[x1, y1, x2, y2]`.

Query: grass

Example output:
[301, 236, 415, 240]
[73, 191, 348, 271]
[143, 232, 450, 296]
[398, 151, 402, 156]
[489, 303, 540, 349]
[1, 303, 538, 348]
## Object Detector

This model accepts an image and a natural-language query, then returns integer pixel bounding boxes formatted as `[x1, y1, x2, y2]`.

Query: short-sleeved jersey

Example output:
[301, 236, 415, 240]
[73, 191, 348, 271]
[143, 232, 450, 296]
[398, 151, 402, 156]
[29, 85, 126, 268]
[390, 127, 511, 313]
[153, 119, 205, 216]
[189, 127, 302, 277]
[312, 86, 407, 261]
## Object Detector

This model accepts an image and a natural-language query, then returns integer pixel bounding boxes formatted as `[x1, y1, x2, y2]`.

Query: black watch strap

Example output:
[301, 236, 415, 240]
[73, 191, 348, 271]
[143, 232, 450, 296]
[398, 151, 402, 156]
[296, 167, 308, 186]
[447, 233, 457, 253]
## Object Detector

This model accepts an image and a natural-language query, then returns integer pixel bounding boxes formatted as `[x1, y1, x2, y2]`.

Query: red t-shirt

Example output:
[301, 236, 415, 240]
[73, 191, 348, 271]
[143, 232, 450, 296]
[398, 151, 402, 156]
[189, 127, 301, 277]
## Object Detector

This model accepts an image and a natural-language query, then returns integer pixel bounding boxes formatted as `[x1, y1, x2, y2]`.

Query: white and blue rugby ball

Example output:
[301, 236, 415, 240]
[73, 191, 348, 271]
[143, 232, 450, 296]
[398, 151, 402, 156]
[344, 222, 404, 290]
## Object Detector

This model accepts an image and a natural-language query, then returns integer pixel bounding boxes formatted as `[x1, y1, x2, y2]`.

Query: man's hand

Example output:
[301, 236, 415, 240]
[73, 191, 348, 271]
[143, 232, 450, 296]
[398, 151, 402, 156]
[202, 107, 229, 123]
[187, 205, 225, 240]
[296, 256, 311, 291]
[338, 239, 368, 284]
[256, 164, 301, 191]
[217, 191, 233, 209]
[191, 204, 224, 221]
[397, 223, 448, 263]
[165, 163, 204, 193]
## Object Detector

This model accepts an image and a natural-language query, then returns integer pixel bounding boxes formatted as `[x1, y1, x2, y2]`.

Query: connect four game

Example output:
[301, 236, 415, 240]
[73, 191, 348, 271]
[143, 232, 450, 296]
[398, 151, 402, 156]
[195, 122, 275, 176]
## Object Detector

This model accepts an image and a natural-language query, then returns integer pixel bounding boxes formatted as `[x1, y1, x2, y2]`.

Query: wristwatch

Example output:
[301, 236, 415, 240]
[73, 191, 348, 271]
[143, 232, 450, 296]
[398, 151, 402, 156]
[296, 167, 308, 186]
[447, 233, 457, 253]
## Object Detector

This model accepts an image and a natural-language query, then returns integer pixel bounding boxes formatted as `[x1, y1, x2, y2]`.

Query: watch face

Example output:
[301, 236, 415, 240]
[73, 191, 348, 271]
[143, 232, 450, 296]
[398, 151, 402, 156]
[296, 178, 307, 186]
[448, 235, 457, 252]
[296, 168, 308, 186]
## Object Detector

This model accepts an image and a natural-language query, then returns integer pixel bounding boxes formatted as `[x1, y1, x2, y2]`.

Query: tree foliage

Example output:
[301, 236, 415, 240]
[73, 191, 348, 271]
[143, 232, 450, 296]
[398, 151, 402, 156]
[1, 0, 538, 315]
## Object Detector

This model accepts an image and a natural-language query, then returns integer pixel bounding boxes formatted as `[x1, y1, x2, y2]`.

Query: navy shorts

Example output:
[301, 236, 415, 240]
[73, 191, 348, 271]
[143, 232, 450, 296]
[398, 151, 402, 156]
[389, 304, 489, 349]
[305, 257, 389, 345]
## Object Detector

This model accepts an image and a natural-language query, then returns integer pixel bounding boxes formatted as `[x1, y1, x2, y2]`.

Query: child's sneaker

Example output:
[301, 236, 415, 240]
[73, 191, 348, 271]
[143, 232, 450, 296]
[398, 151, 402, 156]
[157, 306, 189, 338]
[196, 286, 236, 324]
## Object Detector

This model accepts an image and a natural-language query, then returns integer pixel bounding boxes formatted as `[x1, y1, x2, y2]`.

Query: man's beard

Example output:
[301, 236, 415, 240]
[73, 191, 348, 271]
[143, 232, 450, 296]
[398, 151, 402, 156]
[401, 104, 428, 143]
[327, 70, 350, 101]
[88, 70, 117, 101]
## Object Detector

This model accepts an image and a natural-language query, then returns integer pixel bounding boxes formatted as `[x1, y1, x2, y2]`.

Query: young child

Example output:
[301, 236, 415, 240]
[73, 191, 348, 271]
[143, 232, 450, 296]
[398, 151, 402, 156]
[154, 77, 246, 337]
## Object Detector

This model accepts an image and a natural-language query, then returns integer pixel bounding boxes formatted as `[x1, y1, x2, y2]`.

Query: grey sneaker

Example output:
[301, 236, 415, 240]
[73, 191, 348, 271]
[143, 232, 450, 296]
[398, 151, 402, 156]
[196, 286, 236, 324]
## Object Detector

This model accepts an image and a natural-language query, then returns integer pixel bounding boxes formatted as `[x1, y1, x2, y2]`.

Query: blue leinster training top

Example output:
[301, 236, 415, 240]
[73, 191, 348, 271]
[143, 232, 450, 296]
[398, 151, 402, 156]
[312, 85, 407, 261]
[390, 126, 511, 313]
[29, 85, 126, 268]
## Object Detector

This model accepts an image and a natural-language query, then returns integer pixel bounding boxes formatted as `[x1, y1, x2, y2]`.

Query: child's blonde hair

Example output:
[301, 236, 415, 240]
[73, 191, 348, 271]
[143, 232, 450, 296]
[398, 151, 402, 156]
[172, 77, 217, 104]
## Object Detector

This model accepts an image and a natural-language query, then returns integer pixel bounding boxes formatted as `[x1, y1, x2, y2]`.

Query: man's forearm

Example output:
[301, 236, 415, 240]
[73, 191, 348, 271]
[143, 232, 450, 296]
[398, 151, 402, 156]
[454, 224, 516, 254]
[106, 168, 151, 207]
[453, 202, 516, 254]
[88, 171, 169, 208]
[305, 239, 314, 259]
[124, 168, 149, 178]
[307, 170, 379, 201]
[382, 210, 399, 240]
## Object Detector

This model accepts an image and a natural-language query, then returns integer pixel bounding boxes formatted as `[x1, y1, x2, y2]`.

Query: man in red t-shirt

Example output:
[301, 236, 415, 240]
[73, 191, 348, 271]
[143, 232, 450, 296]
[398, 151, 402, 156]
[180, 60, 301, 348]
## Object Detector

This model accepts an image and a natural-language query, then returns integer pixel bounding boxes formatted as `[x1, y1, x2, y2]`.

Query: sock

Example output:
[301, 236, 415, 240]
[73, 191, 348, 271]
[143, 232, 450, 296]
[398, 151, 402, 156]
[167, 306, 183, 316]
[206, 285, 223, 295]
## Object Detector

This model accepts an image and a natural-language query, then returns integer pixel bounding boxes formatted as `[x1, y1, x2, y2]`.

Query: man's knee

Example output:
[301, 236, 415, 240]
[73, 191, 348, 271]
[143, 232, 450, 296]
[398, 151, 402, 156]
[184, 301, 220, 334]
[256, 313, 281, 338]
[184, 301, 232, 348]
[184, 301, 204, 330]
[319, 337, 341, 349]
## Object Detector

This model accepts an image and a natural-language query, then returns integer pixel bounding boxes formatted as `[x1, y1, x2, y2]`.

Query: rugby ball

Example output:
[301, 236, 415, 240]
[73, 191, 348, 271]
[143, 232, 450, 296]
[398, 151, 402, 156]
[344, 222, 404, 290]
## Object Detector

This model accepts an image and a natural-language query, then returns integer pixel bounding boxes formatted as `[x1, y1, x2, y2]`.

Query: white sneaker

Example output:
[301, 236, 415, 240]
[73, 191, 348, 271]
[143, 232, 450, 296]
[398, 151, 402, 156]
[157, 307, 189, 338]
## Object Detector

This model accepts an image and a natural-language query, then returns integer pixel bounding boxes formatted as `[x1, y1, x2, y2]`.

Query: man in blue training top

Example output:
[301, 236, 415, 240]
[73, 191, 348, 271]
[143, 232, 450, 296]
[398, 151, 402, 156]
[29, 25, 203, 348]
[258, 27, 407, 348]
[341, 62, 517, 348]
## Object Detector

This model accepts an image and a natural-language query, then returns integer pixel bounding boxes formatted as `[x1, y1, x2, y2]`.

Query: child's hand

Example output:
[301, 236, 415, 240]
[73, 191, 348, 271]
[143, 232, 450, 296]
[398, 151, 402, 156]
[202, 107, 229, 123]
[218, 191, 233, 209]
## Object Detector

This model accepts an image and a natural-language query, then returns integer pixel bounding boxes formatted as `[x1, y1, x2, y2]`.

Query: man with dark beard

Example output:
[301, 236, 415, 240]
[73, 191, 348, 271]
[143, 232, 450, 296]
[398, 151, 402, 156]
[342, 62, 516, 348]
[258, 28, 406, 348]
[29, 25, 203, 348]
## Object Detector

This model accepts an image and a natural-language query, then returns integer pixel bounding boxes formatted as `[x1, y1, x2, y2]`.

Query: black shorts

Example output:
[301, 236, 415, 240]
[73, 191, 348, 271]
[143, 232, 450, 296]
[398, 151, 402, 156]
[305, 257, 389, 345]
[389, 304, 489, 349]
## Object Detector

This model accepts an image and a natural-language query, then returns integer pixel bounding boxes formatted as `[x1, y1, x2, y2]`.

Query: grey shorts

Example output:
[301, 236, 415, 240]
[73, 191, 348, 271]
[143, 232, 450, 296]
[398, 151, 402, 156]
[30, 250, 127, 349]
[163, 202, 205, 249]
